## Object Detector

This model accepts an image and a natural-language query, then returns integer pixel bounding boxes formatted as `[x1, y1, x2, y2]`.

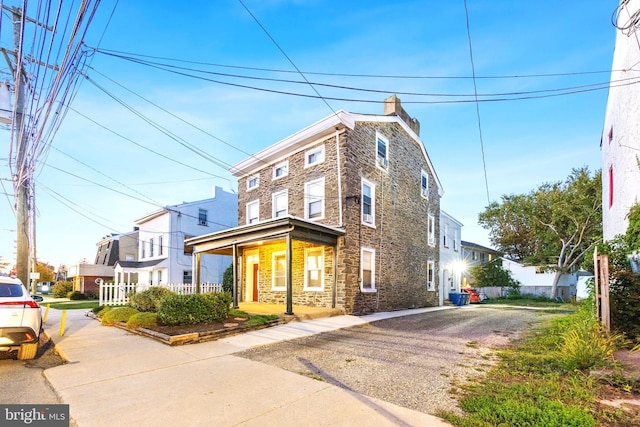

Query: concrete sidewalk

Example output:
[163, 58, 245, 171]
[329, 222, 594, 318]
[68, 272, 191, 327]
[42, 306, 453, 426]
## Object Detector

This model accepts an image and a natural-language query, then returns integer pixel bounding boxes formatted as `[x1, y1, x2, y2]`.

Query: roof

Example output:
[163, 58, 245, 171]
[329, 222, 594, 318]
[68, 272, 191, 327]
[230, 110, 444, 197]
[186, 216, 345, 255]
[114, 259, 166, 269]
[461, 240, 502, 255]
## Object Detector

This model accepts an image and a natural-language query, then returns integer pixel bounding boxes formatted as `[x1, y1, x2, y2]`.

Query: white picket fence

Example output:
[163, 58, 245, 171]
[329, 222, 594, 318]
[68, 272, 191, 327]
[99, 282, 224, 306]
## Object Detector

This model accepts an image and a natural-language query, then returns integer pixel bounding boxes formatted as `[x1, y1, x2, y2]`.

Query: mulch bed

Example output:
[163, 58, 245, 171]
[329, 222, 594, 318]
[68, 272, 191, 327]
[145, 317, 246, 336]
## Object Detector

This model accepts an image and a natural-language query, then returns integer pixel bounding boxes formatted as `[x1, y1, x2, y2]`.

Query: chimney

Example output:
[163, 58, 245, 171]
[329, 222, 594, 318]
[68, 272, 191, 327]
[383, 94, 420, 136]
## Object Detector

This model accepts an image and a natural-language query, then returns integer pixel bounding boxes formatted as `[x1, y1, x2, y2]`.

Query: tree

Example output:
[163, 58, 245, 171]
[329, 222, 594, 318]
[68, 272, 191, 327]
[36, 261, 55, 283]
[470, 259, 520, 295]
[479, 167, 602, 298]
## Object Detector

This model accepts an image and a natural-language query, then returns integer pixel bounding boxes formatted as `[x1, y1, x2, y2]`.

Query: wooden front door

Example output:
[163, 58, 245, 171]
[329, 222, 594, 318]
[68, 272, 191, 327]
[252, 263, 259, 302]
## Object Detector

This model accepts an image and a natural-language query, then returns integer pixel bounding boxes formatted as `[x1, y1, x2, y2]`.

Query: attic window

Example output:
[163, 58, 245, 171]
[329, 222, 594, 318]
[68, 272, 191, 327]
[247, 174, 259, 190]
[273, 161, 288, 180]
[376, 133, 388, 170]
[305, 145, 325, 168]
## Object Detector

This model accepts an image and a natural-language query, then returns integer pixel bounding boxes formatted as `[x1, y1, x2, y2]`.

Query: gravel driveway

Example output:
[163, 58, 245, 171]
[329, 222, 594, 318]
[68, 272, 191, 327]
[237, 305, 562, 416]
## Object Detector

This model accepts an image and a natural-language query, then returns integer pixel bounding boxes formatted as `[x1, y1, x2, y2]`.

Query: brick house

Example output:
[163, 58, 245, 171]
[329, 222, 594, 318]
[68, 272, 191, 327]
[187, 96, 443, 314]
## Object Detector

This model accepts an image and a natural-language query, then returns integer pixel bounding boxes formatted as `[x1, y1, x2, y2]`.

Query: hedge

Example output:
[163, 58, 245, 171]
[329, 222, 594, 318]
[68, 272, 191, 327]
[128, 287, 175, 312]
[157, 292, 231, 326]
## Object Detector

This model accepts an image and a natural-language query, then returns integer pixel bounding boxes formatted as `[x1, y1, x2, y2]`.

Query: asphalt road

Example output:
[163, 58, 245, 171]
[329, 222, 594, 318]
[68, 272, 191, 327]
[237, 305, 563, 416]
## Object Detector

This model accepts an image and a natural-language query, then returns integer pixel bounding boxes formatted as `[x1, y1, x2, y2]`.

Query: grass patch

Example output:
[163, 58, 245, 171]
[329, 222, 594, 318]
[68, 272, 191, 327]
[229, 309, 250, 318]
[440, 305, 637, 427]
[245, 314, 279, 326]
[45, 301, 100, 310]
[485, 295, 576, 309]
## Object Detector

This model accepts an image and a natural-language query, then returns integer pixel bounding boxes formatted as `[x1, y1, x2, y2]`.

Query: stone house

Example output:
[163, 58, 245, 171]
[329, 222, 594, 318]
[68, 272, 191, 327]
[187, 96, 443, 314]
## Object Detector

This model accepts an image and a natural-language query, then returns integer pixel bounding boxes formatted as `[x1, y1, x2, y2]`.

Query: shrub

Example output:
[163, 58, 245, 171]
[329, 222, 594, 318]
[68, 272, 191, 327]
[67, 291, 86, 300]
[609, 271, 640, 342]
[126, 312, 158, 329]
[128, 286, 175, 312]
[222, 264, 233, 293]
[52, 281, 74, 298]
[84, 290, 98, 299]
[101, 307, 139, 326]
[92, 305, 108, 315]
[158, 292, 231, 325]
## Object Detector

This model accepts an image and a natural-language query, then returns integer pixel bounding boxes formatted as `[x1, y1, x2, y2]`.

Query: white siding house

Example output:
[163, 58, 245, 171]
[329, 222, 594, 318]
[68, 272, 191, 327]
[501, 258, 577, 301]
[114, 187, 237, 285]
[439, 211, 463, 304]
[602, 0, 640, 240]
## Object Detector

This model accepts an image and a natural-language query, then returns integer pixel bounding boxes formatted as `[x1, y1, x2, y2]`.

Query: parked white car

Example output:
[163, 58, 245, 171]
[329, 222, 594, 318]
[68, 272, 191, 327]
[0, 274, 42, 359]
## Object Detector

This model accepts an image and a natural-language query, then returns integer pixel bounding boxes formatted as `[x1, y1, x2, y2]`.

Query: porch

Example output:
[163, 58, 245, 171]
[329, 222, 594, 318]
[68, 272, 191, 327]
[238, 302, 345, 322]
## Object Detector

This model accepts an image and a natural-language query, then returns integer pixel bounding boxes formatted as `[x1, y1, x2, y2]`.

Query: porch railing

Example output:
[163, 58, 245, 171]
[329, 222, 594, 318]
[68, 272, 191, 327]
[99, 282, 224, 306]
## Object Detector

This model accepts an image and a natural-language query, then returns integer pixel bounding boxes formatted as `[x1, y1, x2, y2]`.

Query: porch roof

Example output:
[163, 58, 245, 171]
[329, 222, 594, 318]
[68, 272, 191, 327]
[114, 259, 167, 270]
[186, 216, 345, 255]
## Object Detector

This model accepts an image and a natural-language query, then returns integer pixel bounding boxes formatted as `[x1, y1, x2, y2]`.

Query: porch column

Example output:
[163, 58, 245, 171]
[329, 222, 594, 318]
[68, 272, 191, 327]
[285, 233, 293, 315]
[194, 252, 201, 293]
[232, 244, 239, 309]
[332, 245, 337, 308]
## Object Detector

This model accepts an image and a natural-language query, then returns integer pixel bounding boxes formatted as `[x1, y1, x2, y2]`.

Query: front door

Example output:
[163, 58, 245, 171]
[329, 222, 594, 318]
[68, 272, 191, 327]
[252, 263, 259, 302]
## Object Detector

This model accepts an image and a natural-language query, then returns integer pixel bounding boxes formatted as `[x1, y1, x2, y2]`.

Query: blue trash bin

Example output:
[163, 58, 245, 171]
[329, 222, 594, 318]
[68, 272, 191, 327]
[449, 292, 464, 306]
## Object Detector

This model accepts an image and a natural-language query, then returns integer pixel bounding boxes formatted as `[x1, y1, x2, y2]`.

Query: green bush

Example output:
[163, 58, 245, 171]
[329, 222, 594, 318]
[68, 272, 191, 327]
[222, 264, 234, 293]
[67, 291, 86, 300]
[101, 307, 139, 326]
[126, 312, 159, 329]
[128, 286, 175, 312]
[560, 316, 622, 371]
[52, 281, 74, 298]
[158, 292, 231, 325]
[92, 305, 108, 314]
[609, 271, 640, 342]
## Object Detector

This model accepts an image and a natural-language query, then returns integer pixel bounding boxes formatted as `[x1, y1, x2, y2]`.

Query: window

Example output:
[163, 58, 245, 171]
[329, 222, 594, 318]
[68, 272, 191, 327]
[453, 229, 458, 251]
[609, 166, 614, 208]
[247, 174, 259, 190]
[247, 200, 260, 224]
[361, 248, 376, 292]
[158, 235, 163, 256]
[421, 170, 429, 198]
[141, 241, 146, 259]
[608, 126, 613, 144]
[273, 161, 288, 180]
[428, 214, 435, 246]
[157, 270, 163, 284]
[305, 178, 325, 220]
[304, 247, 324, 290]
[198, 209, 208, 226]
[305, 145, 325, 167]
[148, 271, 153, 286]
[361, 179, 375, 226]
[427, 260, 435, 290]
[443, 224, 449, 248]
[272, 190, 288, 218]
[472, 251, 478, 261]
[125, 254, 134, 261]
[149, 238, 154, 257]
[183, 235, 194, 255]
[183, 270, 192, 283]
[376, 132, 389, 169]
[272, 251, 286, 290]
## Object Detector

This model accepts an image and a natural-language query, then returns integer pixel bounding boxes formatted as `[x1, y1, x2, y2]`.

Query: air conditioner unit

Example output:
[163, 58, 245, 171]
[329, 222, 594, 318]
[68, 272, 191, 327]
[377, 156, 388, 168]
[421, 188, 428, 197]
[363, 213, 373, 224]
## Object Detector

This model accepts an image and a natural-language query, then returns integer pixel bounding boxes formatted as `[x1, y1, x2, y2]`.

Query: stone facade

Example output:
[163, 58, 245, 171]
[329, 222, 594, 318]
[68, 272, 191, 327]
[232, 99, 441, 314]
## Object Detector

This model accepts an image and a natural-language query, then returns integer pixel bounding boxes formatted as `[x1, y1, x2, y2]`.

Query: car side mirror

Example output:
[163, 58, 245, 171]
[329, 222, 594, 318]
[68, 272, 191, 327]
[31, 294, 44, 302]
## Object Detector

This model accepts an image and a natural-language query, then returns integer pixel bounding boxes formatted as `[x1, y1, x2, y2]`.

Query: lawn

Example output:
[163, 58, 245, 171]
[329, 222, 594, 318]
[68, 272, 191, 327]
[44, 301, 101, 310]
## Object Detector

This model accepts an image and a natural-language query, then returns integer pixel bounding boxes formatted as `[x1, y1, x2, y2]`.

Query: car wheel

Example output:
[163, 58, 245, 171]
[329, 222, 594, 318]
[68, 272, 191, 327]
[17, 342, 38, 360]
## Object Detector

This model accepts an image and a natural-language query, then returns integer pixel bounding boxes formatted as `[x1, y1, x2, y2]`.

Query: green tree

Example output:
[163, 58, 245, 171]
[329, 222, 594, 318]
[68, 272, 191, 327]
[479, 167, 602, 298]
[470, 259, 520, 295]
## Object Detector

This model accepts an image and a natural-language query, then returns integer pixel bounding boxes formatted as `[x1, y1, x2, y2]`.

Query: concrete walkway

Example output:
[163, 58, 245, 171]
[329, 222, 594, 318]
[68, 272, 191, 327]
[42, 306, 453, 426]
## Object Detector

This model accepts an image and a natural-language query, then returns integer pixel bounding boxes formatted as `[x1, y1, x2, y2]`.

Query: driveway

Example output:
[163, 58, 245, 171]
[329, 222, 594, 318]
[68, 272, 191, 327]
[236, 305, 562, 416]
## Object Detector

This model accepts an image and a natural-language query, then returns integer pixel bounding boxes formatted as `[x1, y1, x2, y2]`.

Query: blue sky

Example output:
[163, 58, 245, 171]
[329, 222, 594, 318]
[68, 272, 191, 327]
[0, 1, 616, 271]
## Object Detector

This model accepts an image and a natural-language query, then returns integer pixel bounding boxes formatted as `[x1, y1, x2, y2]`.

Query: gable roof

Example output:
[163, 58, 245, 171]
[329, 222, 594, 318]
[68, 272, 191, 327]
[230, 110, 444, 197]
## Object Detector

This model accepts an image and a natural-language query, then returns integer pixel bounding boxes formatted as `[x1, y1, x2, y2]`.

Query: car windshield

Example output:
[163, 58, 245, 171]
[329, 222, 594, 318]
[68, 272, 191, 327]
[0, 284, 24, 297]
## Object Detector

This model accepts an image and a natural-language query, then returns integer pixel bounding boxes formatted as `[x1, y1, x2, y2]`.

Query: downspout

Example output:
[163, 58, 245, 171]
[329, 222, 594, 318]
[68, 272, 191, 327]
[377, 177, 384, 311]
[336, 128, 343, 227]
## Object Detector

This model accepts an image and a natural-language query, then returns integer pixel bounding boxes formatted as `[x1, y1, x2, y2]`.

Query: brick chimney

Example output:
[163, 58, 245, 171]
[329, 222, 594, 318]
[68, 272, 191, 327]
[383, 94, 420, 136]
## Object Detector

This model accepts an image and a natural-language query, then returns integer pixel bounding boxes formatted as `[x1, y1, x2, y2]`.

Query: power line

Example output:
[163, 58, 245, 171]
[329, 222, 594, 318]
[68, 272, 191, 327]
[464, 0, 490, 206]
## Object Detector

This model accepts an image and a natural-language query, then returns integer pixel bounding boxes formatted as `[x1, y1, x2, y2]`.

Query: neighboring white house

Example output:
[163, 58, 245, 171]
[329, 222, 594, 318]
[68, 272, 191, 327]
[501, 258, 577, 301]
[114, 187, 238, 285]
[602, 0, 640, 241]
[439, 211, 463, 305]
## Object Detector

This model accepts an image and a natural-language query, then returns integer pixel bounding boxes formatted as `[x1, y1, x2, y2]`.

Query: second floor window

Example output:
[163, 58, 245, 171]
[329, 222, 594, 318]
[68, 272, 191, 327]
[421, 170, 429, 198]
[376, 133, 388, 170]
[158, 235, 163, 256]
[149, 238, 154, 257]
[198, 209, 207, 226]
[428, 214, 435, 247]
[247, 200, 260, 224]
[305, 178, 324, 220]
[273, 190, 288, 218]
[362, 179, 375, 226]
[443, 224, 448, 248]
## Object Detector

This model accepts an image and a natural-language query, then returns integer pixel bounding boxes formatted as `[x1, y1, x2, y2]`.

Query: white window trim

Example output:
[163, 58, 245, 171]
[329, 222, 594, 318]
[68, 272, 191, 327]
[272, 161, 289, 180]
[304, 247, 325, 291]
[247, 174, 260, 191]
[272, 190, 288, 218]
[304, 177, 325, 221]
[375, 132, 389, 172]
[360, 247, 376, 292]
[427, 260, 435, 291]
[304, 145, 325, 168]
[421, 169, 429, 199]
[361, 178, 376, 228]
[443, 224, 449, 248]
[271, 251, 286, 291]
[246, 200, 260, 225]
[428, 214, 435, 247]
